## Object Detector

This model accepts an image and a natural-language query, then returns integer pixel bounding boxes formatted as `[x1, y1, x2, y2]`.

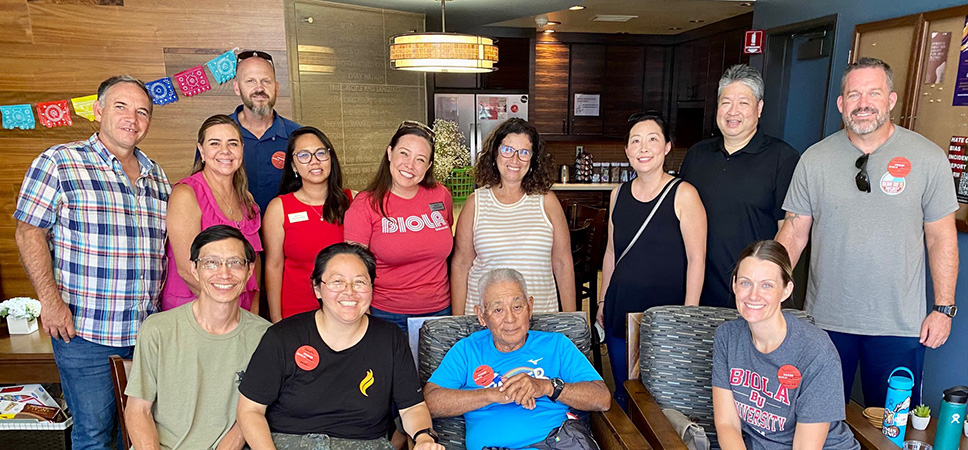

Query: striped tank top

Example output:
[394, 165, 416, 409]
[465, 187, 558, 314]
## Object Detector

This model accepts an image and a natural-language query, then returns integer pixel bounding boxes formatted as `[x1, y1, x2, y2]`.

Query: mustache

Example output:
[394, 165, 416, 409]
[850, 107, 878, 116]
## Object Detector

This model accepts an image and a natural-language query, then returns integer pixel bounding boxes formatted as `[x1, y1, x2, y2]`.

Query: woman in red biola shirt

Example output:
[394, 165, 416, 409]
[344, 121, 453, 334]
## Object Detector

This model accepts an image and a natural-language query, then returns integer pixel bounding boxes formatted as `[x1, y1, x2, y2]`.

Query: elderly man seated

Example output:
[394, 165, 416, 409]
[425, 268, 610, 450]
[125, 225, 271, 449]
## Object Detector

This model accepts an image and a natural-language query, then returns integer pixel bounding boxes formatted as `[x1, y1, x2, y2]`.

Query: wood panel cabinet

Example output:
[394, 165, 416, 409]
[569, 44, 607, 135]
[533, 42, 571, 135]
[604, 46, 646, 138]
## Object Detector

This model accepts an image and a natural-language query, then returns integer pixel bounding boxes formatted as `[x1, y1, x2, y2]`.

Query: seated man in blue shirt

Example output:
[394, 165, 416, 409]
[424, 268, 610, 450]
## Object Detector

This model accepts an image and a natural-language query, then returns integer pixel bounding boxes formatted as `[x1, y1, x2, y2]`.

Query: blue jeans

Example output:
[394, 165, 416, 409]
[369, 306, 451, 336]
[603, 320, 628, 411]
[826, 331, 925, 408]
[50, 337, 134, 450]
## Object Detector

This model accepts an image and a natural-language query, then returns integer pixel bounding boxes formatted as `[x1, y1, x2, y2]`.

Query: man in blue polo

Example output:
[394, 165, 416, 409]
[230, 50, 300, 212]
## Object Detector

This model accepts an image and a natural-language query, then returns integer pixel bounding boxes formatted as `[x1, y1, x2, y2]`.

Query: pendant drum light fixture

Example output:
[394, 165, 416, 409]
[389, 0, 499, 73]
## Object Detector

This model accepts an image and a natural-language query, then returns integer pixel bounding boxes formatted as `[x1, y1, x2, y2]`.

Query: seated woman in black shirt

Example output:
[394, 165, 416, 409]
[237, 243, 443, 450]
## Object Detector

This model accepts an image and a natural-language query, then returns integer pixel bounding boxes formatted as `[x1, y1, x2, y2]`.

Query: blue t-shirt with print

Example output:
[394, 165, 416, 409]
[428, 330, 602, 450]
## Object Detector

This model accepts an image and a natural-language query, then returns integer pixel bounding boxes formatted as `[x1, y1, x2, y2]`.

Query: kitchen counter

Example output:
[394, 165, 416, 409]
[552, 183, 620, 191]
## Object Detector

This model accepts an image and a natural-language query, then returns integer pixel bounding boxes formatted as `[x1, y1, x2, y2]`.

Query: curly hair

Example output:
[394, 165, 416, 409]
[475, 118, 555, 195]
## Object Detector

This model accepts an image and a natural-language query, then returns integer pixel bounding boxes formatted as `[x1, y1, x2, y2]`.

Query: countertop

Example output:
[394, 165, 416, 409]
[551, 183, 620, 191]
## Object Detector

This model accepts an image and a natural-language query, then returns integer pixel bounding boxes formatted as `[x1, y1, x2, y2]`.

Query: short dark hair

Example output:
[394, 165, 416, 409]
[841, 57, 894, 94]
[475, 118, 555, 195]
[97, 75, 152, 117]
[190, 225, 255, 263]
[731, 240, 794, 287]
[310, 243, 377, 287]
[627, 111, 671, 144]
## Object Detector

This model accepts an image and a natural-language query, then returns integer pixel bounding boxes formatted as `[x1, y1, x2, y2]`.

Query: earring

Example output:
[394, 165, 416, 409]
[294, 169, 299, 178]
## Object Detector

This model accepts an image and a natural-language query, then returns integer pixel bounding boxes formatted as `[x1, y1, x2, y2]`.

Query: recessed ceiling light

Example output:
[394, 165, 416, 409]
[592, 15, 637, 22]
[547, 21, 561, 25]
[668, 27, 682, 31]
[739, 2, 753, 6]
[568, 5, 585, 11]
[544, 29, 555, 33]
[689, 19, 705, 23]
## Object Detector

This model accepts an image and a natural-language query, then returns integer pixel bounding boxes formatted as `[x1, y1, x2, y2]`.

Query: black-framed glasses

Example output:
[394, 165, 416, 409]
[236, 50, 274, 67]
[855, 153, 871, 193]
[397, 120, 435, 140]
[498, 144, 533, 161]
[294, 149, 331, 164]
[193, 257, 249, 271]
[320, 279, 373, 293]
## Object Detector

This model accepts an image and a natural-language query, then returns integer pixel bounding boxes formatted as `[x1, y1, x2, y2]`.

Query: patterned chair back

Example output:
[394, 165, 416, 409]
[419, 312, 593, 450]
[638, 306, 812, 449]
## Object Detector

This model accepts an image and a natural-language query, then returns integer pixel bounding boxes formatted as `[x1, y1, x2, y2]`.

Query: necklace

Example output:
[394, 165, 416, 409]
[296, 190, 326, 221]
[205, 173, 241, 222]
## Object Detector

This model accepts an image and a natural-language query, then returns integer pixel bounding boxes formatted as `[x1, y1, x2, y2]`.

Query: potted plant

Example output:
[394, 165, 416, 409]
[432, 119, 474, 202]
[911, 404, 931, 430]
[0, 297, 42, 335]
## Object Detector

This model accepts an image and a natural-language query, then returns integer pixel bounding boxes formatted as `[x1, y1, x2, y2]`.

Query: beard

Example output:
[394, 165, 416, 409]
[844, 106, 890, 135]
[242, 91, 275, 118]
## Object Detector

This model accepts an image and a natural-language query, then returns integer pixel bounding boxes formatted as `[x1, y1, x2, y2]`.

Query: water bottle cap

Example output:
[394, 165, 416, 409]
[942, 386, 968, 404]
[887, 367, 915, 390]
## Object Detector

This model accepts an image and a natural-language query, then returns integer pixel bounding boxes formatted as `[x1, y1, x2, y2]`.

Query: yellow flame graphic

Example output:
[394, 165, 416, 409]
[359, 369, 374, 396]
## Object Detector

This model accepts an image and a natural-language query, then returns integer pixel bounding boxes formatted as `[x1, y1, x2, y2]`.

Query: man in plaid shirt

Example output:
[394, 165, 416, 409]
[14, 75, 170, 450]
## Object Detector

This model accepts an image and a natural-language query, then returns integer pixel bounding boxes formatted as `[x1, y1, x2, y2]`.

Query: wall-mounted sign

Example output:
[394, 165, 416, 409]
[951, 136, 968, 203]
[574, 94, 600, 117]
[953, 16, 968, 106]
[744, 30, 764, 54]
[924, 32, 951, 84]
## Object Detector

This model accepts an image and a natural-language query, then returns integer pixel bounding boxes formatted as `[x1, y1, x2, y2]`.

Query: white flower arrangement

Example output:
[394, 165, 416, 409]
[432, 119, 472, 183]
[0, 297, 42, 321]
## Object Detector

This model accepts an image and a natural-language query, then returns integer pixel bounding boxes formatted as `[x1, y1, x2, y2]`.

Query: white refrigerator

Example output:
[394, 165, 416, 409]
[433, 93, 529, 166]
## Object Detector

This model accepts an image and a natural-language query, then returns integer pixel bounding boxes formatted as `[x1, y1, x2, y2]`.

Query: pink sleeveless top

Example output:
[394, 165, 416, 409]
[160, 172, 262, 311]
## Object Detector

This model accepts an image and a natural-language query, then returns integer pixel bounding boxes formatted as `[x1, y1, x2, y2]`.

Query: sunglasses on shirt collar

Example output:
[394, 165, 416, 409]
[855, 153, 871, 193]
[236, 50, 274, 67]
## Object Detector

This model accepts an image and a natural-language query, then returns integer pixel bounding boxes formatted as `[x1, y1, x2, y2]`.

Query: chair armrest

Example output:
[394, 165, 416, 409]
[591, 398, 653, 450]
[625, 380, 688, 450]
[845, 401, 895, 450]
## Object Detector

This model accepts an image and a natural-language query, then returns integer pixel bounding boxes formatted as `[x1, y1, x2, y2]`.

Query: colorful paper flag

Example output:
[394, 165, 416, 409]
[206, 50, 237, 84]
[36, 100, 73, 128]
[0, 104, 36, 130]
[174, 66, 212, 97]
[145, 77, 179, 105]
[71, 94, 99, 121]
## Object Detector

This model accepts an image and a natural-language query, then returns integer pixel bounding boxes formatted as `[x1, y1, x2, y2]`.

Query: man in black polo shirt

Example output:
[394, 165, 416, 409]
[679, 64, 800, 307]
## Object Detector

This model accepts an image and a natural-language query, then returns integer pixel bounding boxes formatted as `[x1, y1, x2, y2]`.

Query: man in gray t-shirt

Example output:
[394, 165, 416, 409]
[776, 57, 959, 407]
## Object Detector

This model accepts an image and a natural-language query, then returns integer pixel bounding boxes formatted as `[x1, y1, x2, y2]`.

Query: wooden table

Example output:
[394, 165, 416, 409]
[847, 401, 968, 449]
[0, 323, 59, 384]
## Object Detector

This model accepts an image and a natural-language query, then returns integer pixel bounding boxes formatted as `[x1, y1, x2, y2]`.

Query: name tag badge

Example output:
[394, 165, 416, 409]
[429, 202, 445, 212]
[288, 211, 309, 223]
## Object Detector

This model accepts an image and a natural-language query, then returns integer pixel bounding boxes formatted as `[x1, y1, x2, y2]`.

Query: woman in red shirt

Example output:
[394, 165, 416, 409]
[344, 121, 453, 333]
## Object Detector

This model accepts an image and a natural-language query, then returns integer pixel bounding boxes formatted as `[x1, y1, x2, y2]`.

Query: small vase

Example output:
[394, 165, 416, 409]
[7, 316, 38, 335]
[911, 413, 930, 431]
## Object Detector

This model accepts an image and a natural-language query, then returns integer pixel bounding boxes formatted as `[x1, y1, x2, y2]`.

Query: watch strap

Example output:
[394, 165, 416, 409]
[549, 377, 565, 402]
[934, 305, 957, 318]
[412, 427, 438, 443]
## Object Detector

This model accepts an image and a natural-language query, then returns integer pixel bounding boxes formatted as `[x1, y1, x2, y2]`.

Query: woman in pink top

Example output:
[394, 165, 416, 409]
[161, 115, 262, 312]
[344, 121, 453, 333]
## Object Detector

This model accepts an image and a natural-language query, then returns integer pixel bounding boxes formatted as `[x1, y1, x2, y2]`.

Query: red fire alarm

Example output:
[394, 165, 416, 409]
[744, 30, 764, 54]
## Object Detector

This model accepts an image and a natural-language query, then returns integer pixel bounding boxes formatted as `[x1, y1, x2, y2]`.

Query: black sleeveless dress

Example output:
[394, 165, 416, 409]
[604, 178, 688, 336]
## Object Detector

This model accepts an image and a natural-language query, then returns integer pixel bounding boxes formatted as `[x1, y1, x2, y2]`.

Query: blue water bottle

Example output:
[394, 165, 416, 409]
[882, 367, 914, 447]
[933, 386, 968, 450]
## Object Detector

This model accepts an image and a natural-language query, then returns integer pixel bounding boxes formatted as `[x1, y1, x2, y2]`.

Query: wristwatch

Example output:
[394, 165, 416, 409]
[549, 377, 565, 402]
[933, 305, 957, 318]
[412, 427, 439, 444]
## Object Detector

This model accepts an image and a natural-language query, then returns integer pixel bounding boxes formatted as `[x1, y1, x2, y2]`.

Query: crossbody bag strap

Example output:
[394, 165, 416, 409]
[614, 178, 681, 267]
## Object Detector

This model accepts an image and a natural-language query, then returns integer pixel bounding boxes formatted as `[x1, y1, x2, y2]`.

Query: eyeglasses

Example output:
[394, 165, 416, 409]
[236, 50, 274, 67]
[498, 144, 533, 161]
[194, 257, 249, 271]
[320, 279, 373, 293]
[397, 120, 435, 140]
[855, 153, 871, 193]
[294, 149, 331, 164]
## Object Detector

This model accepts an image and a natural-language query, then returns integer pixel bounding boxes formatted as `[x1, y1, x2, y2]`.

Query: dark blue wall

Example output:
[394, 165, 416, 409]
[751, 0, 968, 412]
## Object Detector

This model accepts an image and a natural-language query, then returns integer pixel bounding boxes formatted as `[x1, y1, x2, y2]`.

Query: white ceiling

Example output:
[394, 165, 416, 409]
[325, 0, 755, 35]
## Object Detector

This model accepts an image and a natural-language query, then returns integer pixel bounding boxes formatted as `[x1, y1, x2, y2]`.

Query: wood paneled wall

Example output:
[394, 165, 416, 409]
[0, 0, 291, 299]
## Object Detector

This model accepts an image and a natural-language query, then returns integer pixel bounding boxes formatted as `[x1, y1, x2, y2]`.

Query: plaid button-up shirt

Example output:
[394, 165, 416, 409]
[14, 134, 171, 346]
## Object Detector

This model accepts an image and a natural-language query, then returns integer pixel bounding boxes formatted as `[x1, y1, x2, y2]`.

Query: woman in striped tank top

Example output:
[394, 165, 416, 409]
[451, 118, 575, 315]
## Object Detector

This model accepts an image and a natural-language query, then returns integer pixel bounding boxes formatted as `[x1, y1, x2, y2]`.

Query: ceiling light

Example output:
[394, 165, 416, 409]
[689, 19, 705, 23]
[739, 2, 753, 6]
[568, 5, 585, 11]
[592, 15, 637, 22]
[668, 27, 682, 31]
[389, 0, 498, 73]
[544, 29, 555, 33]
[547, 21, 561, 25]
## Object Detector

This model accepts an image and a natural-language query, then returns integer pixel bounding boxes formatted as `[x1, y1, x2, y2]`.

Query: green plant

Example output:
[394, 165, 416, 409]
[432, 119, 471, 183]
[913, 404, 931, 418]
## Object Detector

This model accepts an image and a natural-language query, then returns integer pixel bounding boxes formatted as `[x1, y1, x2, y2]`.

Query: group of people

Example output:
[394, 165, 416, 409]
[11, 47, 959, 450]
